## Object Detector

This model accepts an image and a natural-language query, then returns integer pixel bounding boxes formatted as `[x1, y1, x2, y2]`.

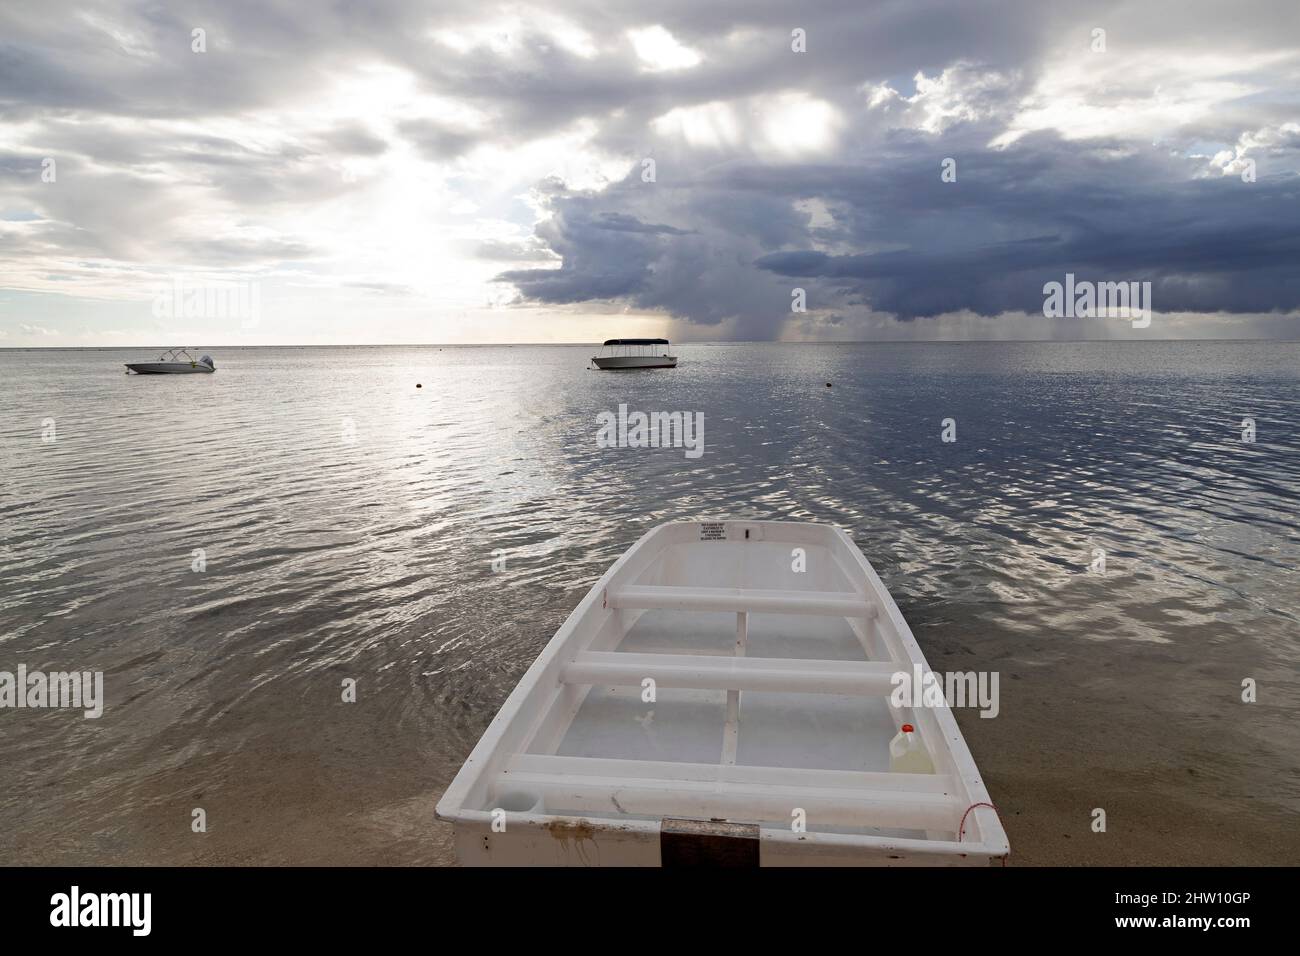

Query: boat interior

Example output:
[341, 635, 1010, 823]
[449, 521, 1003, 854]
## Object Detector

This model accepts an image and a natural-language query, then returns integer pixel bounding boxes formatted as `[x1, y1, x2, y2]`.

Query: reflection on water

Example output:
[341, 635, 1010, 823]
[0, 341, 1297, 863]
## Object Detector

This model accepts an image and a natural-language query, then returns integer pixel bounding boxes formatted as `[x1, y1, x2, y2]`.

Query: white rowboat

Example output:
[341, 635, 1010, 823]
[436, 520, 1008, 866]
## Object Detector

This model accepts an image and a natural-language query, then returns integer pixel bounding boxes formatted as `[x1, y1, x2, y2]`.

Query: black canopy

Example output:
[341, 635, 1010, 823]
[603, 338, 669, 345]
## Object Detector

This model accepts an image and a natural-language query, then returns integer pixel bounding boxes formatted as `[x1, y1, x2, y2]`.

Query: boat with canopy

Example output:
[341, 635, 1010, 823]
[591, 338, 676, 370]
[125, 348, 216, 374]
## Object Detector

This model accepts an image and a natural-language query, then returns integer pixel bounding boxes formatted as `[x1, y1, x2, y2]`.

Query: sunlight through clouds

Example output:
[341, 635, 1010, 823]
[627, 25, 702, 71]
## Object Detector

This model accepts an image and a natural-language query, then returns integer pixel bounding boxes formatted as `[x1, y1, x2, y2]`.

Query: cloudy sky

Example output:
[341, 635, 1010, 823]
[1, 0, 1298, 346]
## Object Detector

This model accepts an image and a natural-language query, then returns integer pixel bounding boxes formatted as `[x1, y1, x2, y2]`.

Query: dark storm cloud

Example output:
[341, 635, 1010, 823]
[591, 213, 692, 235]
[497, 180, 810, 330]
[490, 14, 1300, 332]
[750, 136, 1300, 318]
[495, 114, 1300, 326]
[497, 199, 662, 303]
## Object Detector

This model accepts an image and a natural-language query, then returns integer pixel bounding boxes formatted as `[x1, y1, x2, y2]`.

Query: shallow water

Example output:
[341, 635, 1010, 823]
[1, 341, 1297, 864]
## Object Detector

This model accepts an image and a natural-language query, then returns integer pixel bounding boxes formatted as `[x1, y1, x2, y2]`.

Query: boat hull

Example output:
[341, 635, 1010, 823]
[436, 520, 1008, 867]
[125, 362, 214, 374]
[592, 355, 677, 370]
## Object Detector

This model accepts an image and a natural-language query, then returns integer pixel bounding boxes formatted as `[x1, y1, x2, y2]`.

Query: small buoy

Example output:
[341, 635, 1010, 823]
[416, 383, 422, 388]
[825, 382, 833, 388]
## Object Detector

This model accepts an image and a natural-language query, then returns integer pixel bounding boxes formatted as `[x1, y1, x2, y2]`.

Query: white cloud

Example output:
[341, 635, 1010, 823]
[864, 83, 900, 110]
[866, 63, 1015, 134]
[627, 25, 702, 72]
[1206, 122, 1300, 176]
[990, 48, 1295, 148]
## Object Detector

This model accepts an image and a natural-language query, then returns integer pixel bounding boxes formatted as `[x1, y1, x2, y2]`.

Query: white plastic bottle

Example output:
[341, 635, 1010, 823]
[889, 723, 934, 774]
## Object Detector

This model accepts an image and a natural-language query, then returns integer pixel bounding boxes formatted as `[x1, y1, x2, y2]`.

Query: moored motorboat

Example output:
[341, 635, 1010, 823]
[126, 348, 216, 374]
[592, 338, 676, 370]
[436, 520, 1008, 866]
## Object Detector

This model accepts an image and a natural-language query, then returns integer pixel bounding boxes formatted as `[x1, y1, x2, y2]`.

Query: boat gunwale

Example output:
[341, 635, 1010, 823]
[435, 523, 661, 820]
[442, 806, 1001, 861]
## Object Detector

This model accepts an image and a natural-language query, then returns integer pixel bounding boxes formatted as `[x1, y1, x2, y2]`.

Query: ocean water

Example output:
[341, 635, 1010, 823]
[1, 341, 1297, 865]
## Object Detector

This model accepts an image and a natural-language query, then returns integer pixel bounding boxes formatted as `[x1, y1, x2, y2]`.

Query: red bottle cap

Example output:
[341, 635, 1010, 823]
[901, 723, 914, 733]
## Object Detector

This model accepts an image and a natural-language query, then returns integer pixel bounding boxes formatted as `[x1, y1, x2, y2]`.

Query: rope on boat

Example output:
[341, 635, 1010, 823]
[958, 801, 999, 842]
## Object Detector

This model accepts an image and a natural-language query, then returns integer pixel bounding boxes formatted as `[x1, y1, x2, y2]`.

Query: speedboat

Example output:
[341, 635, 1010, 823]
[591, 338, 677, 370]
[436, 520, 1008, 866]
[125, 348, 216, 374]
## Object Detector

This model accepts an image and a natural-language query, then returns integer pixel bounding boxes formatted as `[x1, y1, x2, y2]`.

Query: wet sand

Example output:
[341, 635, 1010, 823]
[930, 603, 1299, 867]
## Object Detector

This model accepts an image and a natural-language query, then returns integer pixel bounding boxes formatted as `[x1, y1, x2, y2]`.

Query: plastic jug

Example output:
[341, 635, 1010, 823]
[889, 723, 934, 774]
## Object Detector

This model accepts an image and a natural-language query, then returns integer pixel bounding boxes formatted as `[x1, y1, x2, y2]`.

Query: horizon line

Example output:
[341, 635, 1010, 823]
[3, 337, 1300, 351]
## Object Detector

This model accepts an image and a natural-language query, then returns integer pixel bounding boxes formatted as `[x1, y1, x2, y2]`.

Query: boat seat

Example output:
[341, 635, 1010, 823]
[610, 585, 876, 618]
[562, 651, 899, 695]
[500, 754, 961, 831]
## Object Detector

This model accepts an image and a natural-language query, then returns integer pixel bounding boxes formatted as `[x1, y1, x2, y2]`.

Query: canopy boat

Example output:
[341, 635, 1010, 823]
[436, 520, 1008, 866]
[125, 348, 216, 374]
[591, 338, 677, 370]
